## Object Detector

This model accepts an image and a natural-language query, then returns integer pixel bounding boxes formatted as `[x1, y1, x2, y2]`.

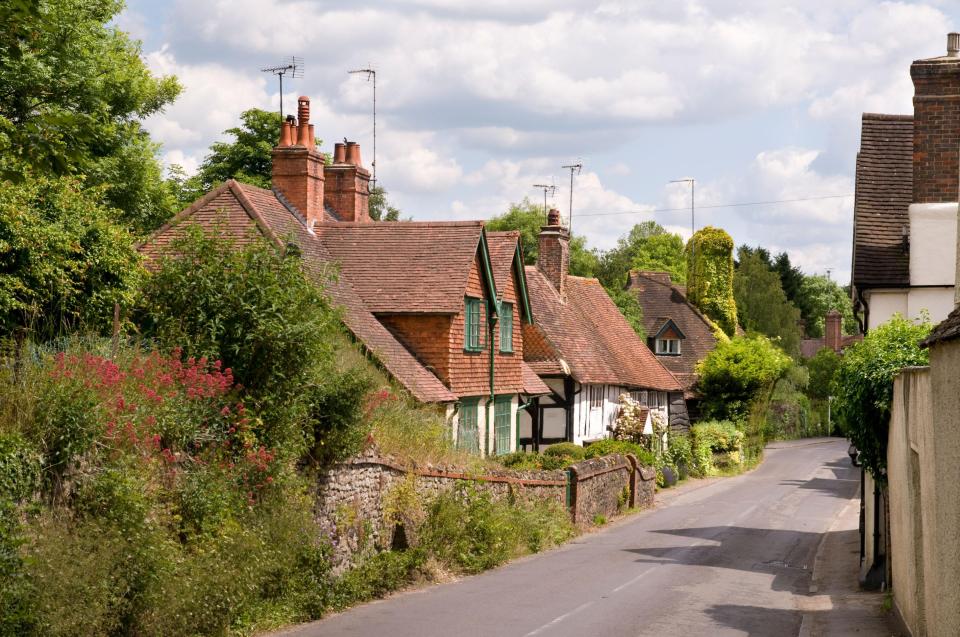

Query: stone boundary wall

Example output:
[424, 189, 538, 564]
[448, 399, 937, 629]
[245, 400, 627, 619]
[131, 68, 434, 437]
[315, 447, 656, 569]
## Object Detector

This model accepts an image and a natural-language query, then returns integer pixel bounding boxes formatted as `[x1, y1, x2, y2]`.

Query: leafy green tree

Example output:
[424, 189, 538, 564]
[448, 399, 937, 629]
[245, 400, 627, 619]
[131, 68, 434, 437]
[774, 252, 804, 307]
[734, 248, 801, 356]
[686, 227, 737, 337]
[805, 347, 840, 400]
[485, 199, 597, 276]
[833, 314, 931, 481]
[0, 175, 143, 338]
[606, 288, 646, 340]
[369, 184, 402, 221]
[696, 335, 791, 421]
[596, 221, 686, 289]
[173, 109, 282, 206]
[0, 0, 182, 234]
[796, 275, 856, 338]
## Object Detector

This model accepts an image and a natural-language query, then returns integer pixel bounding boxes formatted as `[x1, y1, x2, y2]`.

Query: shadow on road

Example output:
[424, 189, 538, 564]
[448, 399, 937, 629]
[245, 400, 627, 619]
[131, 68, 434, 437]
[777, 476, 857, 499]
[703, 603, 802, 636]
[625, 526, 816, 593]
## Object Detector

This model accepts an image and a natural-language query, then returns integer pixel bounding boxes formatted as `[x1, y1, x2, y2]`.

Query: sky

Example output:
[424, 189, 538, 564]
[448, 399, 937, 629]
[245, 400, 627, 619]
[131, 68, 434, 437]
[120, 0, 960, 284]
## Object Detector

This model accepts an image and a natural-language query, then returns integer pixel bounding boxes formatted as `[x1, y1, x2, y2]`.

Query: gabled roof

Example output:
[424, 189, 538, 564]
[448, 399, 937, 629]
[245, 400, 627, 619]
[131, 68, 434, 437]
[316, 221, 497, 315]
[486, 231, 533, 322]
[924, 305, 960, 346]
[852, 113, 913, 290]
[524, 267, 681, 392]
[521, 361, 551, 396]
[651, 318, 686, 341]
[626, 270, 719, 394]
[141, 180, 456, 404]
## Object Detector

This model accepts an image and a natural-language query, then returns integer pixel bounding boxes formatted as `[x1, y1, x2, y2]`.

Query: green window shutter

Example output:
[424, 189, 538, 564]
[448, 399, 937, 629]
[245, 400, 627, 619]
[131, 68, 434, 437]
[499, 302, 514, 352]
[457, 398, 480, 453]
[494, 396, 512, 455]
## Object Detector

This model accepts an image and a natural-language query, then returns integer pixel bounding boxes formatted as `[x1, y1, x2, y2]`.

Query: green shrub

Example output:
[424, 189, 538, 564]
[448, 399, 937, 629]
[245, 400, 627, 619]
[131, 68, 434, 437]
[690, 420, 743, 476]
[583, 438, 655, 466]
[593, 514, 607, 526]
[0, 433, 42, 503]
[419, 483, 573, 574]
[327, 549, 425, 611]
[304, 367, 373, 466]
[665, 434, 693, 478]
[543, 442, 586, 461]
[0, 500, 35, 636]
[697, 334, 791, 421]
[499, 451, 545, 471]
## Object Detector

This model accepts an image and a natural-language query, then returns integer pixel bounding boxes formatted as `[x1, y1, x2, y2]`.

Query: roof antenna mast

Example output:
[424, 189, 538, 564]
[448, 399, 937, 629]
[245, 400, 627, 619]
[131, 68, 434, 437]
[349, 67, 377, 184]
[260, 56, 303, 121]
[532, 183, 558, 220]
[562, 162, 582, 233]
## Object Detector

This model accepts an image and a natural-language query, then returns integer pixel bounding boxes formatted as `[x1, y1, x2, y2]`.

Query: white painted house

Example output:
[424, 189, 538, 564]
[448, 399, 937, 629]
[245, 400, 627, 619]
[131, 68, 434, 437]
[850, 34, 960, 589]
[518, 209, 683, 451]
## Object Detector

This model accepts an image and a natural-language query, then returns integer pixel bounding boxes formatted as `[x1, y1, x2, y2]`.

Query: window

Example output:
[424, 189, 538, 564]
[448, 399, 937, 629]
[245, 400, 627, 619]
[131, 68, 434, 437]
[630, 390, 648, 405]
[655, 338, 681, 355]
[499, 302, 514, 352]
[457, 398, 479, 453]
[494, 396, 512, 455]
[590, 385, 604, 409]
[464, 297, 486, 352]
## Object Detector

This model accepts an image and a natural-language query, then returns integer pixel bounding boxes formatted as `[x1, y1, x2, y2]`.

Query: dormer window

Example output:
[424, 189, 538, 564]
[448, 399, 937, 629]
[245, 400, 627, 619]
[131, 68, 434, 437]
[655, 338, 681, 355]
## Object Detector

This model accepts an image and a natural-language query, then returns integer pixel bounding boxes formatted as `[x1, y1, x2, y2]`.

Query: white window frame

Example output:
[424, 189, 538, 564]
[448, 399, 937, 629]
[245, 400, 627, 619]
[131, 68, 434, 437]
[655, 338, 681, 355]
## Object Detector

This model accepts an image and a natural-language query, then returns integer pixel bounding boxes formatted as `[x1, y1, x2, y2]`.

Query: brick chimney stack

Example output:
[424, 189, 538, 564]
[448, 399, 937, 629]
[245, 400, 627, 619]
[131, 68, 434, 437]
[272, 96, 326, 225]
[537, 208, 569, 300]
[911, 34, 960, 204]
[324, 140, 371, 222]
[825, 309, 842, 353]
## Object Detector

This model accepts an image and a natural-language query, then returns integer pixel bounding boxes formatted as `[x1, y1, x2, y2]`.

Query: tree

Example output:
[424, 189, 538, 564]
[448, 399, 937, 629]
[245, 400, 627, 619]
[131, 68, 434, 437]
[485, 199, 597, 276]
[607, 288, 646, 340]
[773, 252, 804, 307]
[734, 248, 801, 356]
[796, 275, 856, 338]
[369, 184, 401, 221]
[805, 347, 840, 401]
[696, 335, 792, 421]
[173, 109, 282, 206]
[833, 314, 931, 481]
[596, 221, 686, 289]
[0, 175, 143, 339]
[686, 227, 737, 337]
[0, 0, 182, 234]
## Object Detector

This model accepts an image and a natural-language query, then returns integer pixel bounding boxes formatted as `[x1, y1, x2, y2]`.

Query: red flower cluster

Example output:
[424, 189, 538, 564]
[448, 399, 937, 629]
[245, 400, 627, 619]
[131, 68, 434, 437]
[48, 348, 275, 501]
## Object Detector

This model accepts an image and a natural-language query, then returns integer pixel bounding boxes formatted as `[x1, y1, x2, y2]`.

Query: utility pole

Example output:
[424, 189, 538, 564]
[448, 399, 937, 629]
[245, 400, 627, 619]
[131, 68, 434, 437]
[348, 67, 377, 183]
[532, 183, 557, 219]
[562, 162, 582, 233]
[261, 57, 303, 121]
[669, 178, 696, 270]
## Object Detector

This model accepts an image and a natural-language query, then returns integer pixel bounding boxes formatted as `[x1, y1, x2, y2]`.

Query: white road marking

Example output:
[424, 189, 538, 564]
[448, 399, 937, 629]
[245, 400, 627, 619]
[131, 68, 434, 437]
[524, 601, 596, 636]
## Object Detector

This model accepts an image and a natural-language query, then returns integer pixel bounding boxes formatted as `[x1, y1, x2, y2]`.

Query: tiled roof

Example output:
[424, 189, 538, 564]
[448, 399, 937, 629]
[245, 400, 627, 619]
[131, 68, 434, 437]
[316, 221, 485, 314]
[799, 334, 863, 359]
[923, 305, 960, 346]
[525, 268, 681, 391]
[140, 180, 456, 404]
[521, 362, 551, 395]
[626, 271, 719, 394]
[485, 231, 521, 291]
[852, 113, 913, 289]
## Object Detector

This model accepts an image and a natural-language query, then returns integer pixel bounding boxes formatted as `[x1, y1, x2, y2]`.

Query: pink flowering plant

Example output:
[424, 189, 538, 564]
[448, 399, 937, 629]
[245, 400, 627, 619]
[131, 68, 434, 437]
[34, 347, 279, 513]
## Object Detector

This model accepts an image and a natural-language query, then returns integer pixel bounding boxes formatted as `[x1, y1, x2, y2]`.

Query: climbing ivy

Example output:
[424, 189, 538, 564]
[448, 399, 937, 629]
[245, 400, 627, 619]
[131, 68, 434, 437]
[685, 227, 737, 337]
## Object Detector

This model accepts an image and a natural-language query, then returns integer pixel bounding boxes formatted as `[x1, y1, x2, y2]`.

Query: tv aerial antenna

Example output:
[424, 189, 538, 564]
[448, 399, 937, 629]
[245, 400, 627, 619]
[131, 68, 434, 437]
[260, 56, 303, 121]
[562, 162, 582, 232]
[349, 67, 377, 183]
[532, 183, 557, 218]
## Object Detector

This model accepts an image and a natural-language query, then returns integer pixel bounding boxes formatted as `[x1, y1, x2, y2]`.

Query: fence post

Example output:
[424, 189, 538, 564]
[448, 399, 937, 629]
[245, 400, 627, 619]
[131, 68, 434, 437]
[626, 454, 638, 509]
[566, 466, 579, 523]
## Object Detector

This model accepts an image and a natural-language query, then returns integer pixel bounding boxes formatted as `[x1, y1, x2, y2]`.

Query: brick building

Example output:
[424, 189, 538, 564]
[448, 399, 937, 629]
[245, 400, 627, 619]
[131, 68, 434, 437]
[142, 96, 548, 457]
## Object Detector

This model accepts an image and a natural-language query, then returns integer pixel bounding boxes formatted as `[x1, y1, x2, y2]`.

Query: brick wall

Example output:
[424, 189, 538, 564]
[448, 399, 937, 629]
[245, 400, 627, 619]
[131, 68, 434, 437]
[537, 226, 570, 299]
[271, 146, 325, 223]
[316, 447, 656, 570]
[323, 164, 371, 222]
[447, 254, 524, 397]
[911, 58, 960, 203]
[378, 314, 452, 383]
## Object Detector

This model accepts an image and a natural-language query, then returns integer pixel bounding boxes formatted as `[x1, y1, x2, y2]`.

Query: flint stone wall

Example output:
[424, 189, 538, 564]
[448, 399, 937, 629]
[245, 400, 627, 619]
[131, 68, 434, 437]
[315, 447, 655, 570]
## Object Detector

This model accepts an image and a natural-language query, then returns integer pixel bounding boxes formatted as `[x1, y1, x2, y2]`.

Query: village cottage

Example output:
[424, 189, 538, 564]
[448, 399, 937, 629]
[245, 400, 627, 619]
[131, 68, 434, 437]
[142, 96, 549, 457]
[624, 270, 719, 427]
[849, 33, 960, 590]
[519, 210, 684, 450]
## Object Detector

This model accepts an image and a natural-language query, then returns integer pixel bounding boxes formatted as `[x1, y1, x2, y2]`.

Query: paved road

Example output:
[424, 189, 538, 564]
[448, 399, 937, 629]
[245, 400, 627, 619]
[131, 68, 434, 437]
[283, 438, 861, 637]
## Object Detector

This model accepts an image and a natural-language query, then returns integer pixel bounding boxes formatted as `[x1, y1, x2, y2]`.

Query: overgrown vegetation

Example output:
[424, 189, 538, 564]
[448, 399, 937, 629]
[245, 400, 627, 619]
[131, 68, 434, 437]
[686, 227, 737, 337]
[833, 314, 931, 482]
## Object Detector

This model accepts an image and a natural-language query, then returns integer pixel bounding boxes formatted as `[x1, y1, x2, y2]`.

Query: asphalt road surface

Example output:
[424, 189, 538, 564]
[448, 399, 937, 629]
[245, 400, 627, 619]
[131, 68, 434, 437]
[282, 438, 860, 637]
